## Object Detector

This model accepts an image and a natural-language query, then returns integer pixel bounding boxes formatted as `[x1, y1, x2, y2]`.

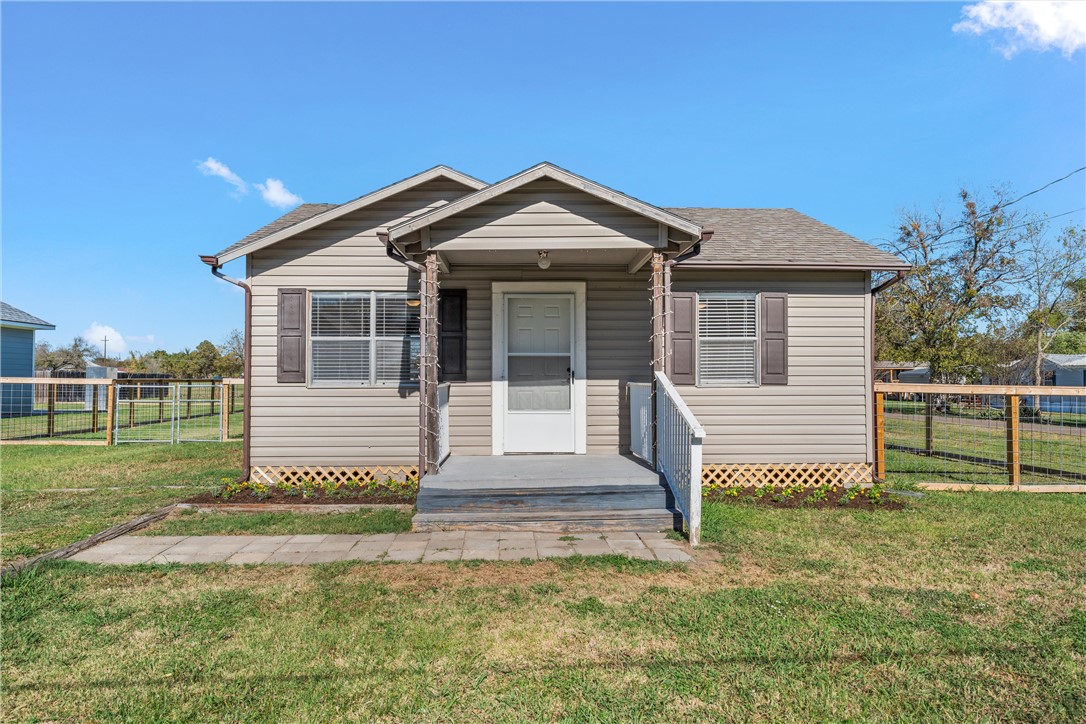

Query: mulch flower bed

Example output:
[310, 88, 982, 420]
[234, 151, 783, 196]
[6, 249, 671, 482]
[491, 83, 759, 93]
[704, 484, 904, 510]
[188, 477, 418, 506]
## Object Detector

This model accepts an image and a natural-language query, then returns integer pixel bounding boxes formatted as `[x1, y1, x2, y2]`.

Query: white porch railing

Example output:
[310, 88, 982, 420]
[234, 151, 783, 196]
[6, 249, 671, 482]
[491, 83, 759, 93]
[654, 371, 706, 546]
[436, 383, 451, 465]
[627, 382, 653, 462]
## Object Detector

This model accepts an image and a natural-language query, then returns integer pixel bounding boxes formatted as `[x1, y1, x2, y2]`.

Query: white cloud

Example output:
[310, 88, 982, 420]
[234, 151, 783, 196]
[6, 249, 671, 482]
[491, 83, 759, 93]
[197, 157, 249, 197]
[954, 1, 1086, 58]
[81, 322, 129, 358]
[255, 178, 303, 209]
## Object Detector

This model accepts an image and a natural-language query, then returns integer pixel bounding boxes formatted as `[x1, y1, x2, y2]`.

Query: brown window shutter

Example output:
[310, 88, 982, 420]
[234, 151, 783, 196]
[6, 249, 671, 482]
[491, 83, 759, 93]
[277, 288, 306, 383]
[760, 292, 788, 385]
[438, 290, 467, 382]
[670, 292, 696, 385]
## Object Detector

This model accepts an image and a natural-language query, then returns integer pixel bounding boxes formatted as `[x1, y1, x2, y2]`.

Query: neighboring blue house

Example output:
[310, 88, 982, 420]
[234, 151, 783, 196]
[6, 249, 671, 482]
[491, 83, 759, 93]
[1, 302, 55, 417]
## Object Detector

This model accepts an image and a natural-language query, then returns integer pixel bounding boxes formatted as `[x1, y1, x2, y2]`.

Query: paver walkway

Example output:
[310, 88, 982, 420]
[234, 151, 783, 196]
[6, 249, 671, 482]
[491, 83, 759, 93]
[69, 531, 692, 565]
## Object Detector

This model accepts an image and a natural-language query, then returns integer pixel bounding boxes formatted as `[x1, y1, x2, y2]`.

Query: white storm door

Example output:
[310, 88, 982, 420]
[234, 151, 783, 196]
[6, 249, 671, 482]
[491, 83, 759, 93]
[503, 294, 575, 453]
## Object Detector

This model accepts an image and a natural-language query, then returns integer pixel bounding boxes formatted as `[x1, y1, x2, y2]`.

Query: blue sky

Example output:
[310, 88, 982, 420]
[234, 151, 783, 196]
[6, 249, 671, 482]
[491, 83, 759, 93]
[3, 1, 1084, 355]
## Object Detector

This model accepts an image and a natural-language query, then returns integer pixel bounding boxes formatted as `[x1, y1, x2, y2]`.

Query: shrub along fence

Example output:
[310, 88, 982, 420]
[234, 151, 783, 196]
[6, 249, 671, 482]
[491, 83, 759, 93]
[0, 377, 244, 445]
[874, 382, 1086, 492]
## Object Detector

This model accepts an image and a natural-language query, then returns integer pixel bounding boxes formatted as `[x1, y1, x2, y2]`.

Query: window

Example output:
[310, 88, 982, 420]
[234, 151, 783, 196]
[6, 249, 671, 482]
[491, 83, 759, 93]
[697, 293, 759, 386]
[310, 291, 420, 385]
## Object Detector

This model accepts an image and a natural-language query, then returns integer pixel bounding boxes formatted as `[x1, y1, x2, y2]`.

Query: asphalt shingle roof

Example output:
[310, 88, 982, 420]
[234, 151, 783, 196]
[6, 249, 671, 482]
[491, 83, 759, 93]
[215, 203, 339, 259]
[666, 208, 909, 270]
[1, 301, 54, 328]
[213, 196, 908, 272]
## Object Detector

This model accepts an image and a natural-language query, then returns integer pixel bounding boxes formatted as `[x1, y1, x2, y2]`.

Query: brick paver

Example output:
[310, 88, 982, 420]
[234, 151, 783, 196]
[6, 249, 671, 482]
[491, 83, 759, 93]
[68, 531, 692, 565]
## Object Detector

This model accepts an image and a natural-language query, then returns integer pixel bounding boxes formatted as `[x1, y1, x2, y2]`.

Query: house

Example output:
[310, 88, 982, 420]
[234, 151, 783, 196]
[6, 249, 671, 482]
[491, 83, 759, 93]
[875, 361, 923, 383]
[1, 302, 55, 417]
[201, 163, 908, 533]
[1028, 354, 1086, 414]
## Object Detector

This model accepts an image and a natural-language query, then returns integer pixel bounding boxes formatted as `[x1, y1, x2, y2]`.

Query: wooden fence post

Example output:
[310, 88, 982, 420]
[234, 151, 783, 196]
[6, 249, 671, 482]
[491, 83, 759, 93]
[924, 397, 935, 456]
[874, 391, 886, 481]
[223, 383, 231, 439]
[185, 382, 192, 419]
[1006, 393, 1020, 489]
[47, 382, 56, 437]
[105, 382, 116, 446]
[91, 385, 99, 433]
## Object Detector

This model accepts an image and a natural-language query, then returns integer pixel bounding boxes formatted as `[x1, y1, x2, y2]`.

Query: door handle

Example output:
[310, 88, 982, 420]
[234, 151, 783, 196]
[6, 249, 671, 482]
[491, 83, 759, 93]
[567, 367, 575, 383]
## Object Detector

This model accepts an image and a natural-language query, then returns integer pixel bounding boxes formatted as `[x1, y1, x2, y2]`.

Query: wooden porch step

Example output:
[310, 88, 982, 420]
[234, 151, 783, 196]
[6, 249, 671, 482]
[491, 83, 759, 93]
[416, 483, 673, 514]
[412, 508, 681, 533]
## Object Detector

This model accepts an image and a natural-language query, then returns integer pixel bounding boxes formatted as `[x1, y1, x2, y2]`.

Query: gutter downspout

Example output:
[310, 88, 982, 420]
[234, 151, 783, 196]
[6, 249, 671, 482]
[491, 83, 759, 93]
[869, 270, 907, 481]
[380, 233, 429, 477]
[200, 255, 252, 482]
[661, 235, 711, 376]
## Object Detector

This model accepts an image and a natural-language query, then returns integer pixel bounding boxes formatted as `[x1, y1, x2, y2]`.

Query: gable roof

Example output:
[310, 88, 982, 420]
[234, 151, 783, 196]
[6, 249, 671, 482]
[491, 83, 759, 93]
[211, 165, 487, 264]
[1, 301, 55, 330]
[386, 162, 704, 243]
[668, 208, 910, 271]
[1046, 353, 1086, 370]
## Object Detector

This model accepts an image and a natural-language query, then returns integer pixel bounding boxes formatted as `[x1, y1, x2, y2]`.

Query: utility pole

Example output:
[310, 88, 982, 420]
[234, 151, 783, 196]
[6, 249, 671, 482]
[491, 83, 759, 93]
[102, 336, 109, 364]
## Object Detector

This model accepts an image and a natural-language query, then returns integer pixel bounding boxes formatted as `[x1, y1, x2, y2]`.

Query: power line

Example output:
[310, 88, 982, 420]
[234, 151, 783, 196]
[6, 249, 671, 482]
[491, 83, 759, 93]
[892, 166, 1086, 247]
[923, 206, 1086, 252]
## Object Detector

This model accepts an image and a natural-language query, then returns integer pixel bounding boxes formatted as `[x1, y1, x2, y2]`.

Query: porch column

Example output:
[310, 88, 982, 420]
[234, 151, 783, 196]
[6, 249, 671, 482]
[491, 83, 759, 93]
[421, 251, 440, 476]
[651, 251, 666, 375]
[650, 251, 666, 466]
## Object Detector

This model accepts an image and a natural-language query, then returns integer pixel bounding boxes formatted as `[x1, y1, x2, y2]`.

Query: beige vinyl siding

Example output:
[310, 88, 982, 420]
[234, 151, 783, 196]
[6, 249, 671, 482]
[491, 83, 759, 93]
[673, 270, 871, 463]
[428, 179, 659, 250]
[441, 266, 652, 456]
[247, 179, 473, 466]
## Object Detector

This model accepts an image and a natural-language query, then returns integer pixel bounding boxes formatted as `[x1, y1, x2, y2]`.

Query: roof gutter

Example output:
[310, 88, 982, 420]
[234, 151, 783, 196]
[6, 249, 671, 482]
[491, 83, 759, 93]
[200, 255, 252, 482]
[871, 269, 907, 296]
[379, 232, 429, 477]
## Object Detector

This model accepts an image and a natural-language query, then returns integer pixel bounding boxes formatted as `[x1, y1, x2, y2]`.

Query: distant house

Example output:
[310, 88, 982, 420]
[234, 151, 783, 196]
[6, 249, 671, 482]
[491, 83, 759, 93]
[874, 361, 923, 383]
[1, 302, 55, 416]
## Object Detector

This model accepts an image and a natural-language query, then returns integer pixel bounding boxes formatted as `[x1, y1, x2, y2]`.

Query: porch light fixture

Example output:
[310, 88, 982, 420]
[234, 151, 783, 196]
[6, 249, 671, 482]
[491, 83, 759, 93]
[537, 250, 551, 270]
[406, 298, 421, 308]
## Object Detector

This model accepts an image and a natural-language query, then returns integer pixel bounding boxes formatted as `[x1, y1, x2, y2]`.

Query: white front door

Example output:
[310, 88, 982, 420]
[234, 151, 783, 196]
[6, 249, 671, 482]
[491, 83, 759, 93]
[503, 293, 575, 453]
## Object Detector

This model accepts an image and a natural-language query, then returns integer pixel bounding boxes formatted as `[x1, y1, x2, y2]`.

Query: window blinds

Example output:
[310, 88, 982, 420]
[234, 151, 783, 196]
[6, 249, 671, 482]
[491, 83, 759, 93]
[310, 291, 420, 385]
[697, 294, 758, 385]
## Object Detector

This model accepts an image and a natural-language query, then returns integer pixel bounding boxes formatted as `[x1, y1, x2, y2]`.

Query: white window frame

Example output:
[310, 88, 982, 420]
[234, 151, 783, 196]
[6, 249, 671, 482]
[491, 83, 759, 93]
[696, 291, 761, 388]
[308, 290, 420, 388]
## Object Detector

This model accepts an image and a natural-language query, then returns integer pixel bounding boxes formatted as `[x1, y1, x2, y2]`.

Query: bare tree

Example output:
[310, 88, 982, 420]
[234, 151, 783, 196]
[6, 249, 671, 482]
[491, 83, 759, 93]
[1019, 220, 1086, 384]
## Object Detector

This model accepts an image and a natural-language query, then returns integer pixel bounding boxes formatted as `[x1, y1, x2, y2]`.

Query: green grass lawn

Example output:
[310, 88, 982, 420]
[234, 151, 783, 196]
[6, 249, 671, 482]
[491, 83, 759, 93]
[0, 443, 243, 562]
[1, 405, 243, 442]
[3, 491, 1085, 721]
[136, 506, 413, 537]
[885, 413, 1086, 485]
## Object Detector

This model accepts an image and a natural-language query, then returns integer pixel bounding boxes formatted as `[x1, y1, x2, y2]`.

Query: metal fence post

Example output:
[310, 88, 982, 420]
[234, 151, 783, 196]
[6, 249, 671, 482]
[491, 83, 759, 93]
[105, 382, 116, 446]
[1006, 393, 1020, 489]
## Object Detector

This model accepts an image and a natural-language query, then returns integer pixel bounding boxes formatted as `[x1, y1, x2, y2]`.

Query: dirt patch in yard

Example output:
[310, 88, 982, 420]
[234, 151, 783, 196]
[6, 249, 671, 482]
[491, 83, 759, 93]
[704, 485, 905, 510]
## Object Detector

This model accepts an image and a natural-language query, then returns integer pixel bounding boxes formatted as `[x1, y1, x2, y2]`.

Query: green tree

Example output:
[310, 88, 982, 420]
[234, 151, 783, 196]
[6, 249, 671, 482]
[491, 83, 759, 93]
[1018, 222, 1086, 384]
[879, 187, 1024, 382]
[34, 337, 96, 373]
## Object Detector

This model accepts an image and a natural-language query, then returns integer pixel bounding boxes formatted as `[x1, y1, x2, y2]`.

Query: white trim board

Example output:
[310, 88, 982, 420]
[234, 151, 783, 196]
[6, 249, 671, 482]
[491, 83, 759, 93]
[491, 281, 588, 455]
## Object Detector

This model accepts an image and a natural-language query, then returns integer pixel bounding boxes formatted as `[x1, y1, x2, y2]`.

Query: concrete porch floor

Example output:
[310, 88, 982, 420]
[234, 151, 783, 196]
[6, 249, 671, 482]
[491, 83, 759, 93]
[425, 454, 662, 490]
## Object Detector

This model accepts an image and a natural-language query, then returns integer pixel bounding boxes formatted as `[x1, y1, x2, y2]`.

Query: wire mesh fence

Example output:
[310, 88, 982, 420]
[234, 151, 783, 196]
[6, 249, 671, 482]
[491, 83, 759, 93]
[0, 377, 244, 445]
[876, 383, 1086, 489]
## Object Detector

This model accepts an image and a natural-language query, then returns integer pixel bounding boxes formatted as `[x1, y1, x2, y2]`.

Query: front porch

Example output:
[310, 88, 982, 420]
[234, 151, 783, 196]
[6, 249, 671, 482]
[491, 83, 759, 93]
[414, 454, 682, 532]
